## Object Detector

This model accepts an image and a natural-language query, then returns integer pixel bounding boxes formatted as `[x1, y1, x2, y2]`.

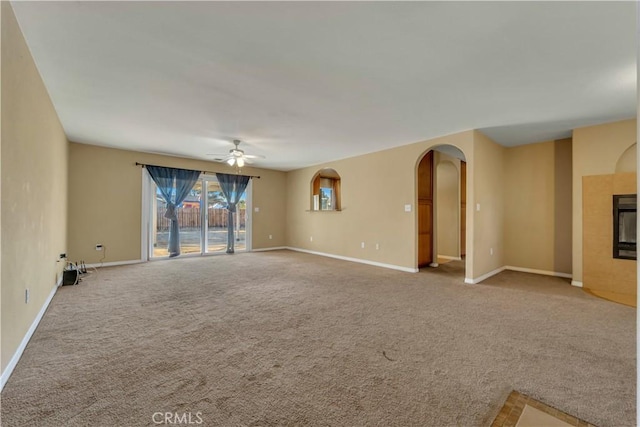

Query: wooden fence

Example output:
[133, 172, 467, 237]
[156, 207, 246, 231]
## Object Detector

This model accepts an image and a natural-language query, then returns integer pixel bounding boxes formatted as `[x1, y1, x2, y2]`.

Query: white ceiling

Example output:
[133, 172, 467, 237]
[11, 1, 637, 171]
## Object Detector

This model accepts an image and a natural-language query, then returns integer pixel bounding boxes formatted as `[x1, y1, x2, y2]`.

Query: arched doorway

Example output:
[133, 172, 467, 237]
[417, 145, 467, 271]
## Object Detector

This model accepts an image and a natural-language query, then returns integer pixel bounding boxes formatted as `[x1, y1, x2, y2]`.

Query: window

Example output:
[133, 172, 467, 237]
[311, 168, 341, 211]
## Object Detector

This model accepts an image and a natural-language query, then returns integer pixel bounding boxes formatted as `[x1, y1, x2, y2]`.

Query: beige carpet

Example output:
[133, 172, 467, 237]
[1, 251, 635, 426]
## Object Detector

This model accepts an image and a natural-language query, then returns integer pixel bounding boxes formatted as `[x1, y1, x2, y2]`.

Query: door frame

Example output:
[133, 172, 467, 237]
[141, 170, 252, 261]
[416, 145, 468, 273]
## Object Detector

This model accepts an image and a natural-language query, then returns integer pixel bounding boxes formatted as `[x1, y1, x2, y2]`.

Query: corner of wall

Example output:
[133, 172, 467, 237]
[1, 1, 69, 383]
[471, 131, 505, 280]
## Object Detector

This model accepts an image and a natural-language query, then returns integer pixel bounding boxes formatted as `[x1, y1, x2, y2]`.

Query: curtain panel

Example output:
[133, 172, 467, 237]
[216, 173, 250, 253]
[146, 165, 201, 257]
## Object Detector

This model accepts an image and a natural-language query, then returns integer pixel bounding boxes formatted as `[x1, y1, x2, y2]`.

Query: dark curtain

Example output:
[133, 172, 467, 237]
[216, 173, 250, 253]
[146, 166, 201, 257]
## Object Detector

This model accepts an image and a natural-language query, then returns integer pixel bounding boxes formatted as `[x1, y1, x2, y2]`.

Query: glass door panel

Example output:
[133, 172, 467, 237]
[205, 180, 246, 253]
[152, 180, 202, 257]
[148, 175, 248, 258]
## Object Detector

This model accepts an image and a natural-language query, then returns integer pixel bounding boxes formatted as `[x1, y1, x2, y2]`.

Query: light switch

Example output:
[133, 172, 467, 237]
[476, 203, 480, 212]
[404, 204, 412, 212]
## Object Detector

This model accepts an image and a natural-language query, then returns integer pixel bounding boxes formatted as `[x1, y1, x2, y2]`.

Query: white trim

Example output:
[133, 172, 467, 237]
[437, 255, 462, 261]
[465, 266, 573, 285]
[252, 246, 287, 252]
[200, 176, 208, 255]
[504, 266, 572, 279]
[1, 280, 60, 391]
[571, 280, 583, 288]
[141, 169, 151, 262]
[285, 247, 419, 273]
[85, 259, 143, 269]
[245, 179, 253, 251]
[464, 266, 506, 284]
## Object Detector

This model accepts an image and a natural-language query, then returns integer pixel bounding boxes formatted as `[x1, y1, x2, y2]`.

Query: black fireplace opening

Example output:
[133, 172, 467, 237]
[613, 194, 637, 260]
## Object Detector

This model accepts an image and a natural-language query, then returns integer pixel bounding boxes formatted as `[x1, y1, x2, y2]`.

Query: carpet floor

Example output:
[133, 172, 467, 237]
[1, 250, 635, 426]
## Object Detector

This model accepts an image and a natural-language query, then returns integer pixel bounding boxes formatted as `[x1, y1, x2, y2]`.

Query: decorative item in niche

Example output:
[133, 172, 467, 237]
[613, 194, 636, 260]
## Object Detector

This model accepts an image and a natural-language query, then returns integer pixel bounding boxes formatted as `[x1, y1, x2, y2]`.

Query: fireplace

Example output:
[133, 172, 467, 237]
[613, 194, 636, 260]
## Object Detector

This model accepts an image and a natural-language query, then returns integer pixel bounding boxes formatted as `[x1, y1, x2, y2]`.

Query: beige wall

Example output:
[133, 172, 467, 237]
[572, 119, 637, 284]
[68, 143, 286, 263]
[435, 154, 460, 258]
[284, 129, 515, 282]
[615, 143, 636, 173]
[285, 130, 489, 277]
[287, 131, 504, 279]
[0, 0, 3, 374]
[1, 3, 69, 373]
[503, 139, 572, 274]
[583, 173, 636, 296]
[553, 139, 573, 274]
[472, 131, 505, 277]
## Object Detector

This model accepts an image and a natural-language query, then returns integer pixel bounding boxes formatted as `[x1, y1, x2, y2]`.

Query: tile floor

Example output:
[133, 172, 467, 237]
[491, 391, 597, 427]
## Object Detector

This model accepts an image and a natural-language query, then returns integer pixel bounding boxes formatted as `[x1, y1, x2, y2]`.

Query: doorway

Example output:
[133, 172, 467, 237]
[417, 146, 466, 271]
[145, 173, 251, 259]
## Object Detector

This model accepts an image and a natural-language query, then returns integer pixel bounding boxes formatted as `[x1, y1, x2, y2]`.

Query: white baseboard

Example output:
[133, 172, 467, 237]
[465, 265, 573, 285]
[437, 255, 462, 261]
[85, 259, 143, 269]
[252, 246, 287, 252]
[285, 247, 419, 273]
[0, 279, 60, 391]
[504, 266, 572, 279]
[571, 280, 583, 288]
[464, 266, 506, 284]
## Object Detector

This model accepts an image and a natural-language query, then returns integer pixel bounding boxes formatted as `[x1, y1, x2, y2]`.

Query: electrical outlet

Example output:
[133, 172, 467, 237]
[404, 204, 412, 212]
[361, 242, 365, 249]
[310, 236, 313, 242]
[254, 207, 260, 212]
[25, 289, 30, 304]
[269, 234, 273, 240]
[375, 243, 380, 250]
[95, 244, 103, 251]
[490, 248, 494, 255]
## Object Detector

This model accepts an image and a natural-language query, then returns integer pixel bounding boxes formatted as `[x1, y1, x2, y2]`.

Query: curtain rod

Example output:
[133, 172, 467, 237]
[135, 162, 260, 179]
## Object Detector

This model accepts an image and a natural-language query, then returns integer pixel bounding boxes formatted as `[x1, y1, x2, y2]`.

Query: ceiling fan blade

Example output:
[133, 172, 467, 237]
[206, 139, 265, 164]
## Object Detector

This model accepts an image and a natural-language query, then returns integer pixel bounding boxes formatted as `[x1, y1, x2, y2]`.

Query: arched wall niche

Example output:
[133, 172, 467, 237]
[310, 168, 341, 211]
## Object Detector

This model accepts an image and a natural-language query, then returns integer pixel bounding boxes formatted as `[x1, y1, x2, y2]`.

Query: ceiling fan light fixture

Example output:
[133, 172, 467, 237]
[209, 139, 263, 167]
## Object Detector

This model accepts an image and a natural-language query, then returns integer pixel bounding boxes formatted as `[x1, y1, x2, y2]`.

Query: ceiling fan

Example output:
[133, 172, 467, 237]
[208, 139, 265, 168]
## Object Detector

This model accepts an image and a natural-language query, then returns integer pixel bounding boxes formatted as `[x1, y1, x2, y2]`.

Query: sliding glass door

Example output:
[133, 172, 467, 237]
[146, 173, 250, 259]
[204, 178, 247, 253]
